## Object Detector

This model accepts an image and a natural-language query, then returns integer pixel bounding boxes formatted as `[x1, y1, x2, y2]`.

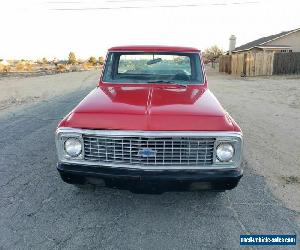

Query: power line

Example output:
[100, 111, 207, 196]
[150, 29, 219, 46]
[106, 0, 174, 2]
[50, 1, 260, 11]
[46, 1, 81, 3]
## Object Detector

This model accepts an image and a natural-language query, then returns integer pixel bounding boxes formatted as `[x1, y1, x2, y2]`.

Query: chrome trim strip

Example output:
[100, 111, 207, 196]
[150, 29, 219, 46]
[56, 127, 243, 170]
[57, 127, 242, 138]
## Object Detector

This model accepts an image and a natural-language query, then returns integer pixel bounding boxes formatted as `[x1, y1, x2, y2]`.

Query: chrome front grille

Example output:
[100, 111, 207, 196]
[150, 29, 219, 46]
[83, 135, 215, 167]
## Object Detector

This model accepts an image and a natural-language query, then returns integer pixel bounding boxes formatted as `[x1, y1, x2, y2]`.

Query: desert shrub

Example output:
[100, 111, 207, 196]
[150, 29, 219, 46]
[88, 56, 97, 66]
[15, 61, 33, 72]
[56, 64, 67, 72]
[82, 62, 93, 70]
[98, 56, 104, 65]
[0, 65, 11, 72]
[26, 63, 33, 71]
[16, 62, 25, 71]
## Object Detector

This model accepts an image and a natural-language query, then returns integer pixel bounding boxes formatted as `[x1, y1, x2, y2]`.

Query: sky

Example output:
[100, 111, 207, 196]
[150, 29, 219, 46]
[0, 0, 299, 60]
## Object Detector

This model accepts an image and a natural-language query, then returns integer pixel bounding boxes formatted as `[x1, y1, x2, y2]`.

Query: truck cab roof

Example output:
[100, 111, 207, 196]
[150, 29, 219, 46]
[108, 45, 200, 53]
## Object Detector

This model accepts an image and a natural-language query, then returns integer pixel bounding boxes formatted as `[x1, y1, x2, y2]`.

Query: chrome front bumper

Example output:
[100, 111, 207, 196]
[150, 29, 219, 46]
[57, 162, 243, 192]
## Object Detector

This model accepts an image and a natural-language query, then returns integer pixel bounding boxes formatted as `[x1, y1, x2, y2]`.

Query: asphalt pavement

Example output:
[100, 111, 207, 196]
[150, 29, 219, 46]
[0, 73, 299, 249]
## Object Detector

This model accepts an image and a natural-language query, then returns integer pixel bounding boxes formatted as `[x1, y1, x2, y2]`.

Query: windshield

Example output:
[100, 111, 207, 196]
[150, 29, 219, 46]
[102, 52, 204, 84]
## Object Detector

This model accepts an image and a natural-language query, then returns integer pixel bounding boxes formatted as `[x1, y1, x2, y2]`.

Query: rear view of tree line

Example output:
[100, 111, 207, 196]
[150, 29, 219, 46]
[0, 52, 105, 74]
[68, 52, 104, 66]
[202, 45, 224, 67]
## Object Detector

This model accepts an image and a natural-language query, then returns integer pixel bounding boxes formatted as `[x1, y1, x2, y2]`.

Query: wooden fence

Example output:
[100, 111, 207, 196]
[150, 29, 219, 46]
[219, 55, 231, 74]
[231, 53, 247, 76]
[219, 51, 300, 76]
[245, 52, 274, 76]
[273, 52, 300, 74]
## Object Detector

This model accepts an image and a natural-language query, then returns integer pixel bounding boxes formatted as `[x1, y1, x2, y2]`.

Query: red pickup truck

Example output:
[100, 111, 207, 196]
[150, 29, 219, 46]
[55, 45, 243, 193]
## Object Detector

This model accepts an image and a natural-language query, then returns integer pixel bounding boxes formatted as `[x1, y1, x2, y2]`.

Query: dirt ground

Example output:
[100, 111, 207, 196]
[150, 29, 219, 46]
[0, 68, 299, 213]
[207, 66, 300, 213]
[0, 71, 99, 116]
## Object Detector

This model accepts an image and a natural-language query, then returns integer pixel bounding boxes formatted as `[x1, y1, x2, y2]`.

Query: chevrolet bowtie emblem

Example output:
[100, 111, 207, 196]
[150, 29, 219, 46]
[137, 148, 157, 157]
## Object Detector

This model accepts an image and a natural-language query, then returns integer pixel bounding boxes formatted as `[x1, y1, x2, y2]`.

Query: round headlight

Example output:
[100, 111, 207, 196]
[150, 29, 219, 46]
[216, 143, 234, 162]
[64, 138, 82, 157]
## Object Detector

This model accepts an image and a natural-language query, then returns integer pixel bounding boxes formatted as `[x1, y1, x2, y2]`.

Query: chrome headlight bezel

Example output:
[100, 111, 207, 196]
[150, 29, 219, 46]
[216, 143, 235, 162]
[64, 137, 82, 157]
[213, 136, 242, 166]
[56, 131, 84, 161]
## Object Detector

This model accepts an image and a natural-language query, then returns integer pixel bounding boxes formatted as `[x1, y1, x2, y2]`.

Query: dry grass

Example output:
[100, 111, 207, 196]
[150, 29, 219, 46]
[82, 62, 94, 70]
[56, 64, 67, 73]
[15, 61, 33, 72]
[0, 65, 11, 73]
[1, 60, 101, 75]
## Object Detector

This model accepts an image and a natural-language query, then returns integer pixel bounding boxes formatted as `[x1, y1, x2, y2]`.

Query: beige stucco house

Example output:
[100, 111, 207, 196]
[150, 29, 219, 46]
[232, 28, 300, 53]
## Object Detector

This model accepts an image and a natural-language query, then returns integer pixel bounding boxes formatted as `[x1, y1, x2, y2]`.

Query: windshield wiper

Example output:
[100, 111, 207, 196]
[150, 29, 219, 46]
[147, 80, 187, 88]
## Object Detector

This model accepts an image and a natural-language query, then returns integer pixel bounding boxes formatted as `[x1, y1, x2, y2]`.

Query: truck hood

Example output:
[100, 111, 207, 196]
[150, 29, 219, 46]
[60, 85, 236, 131]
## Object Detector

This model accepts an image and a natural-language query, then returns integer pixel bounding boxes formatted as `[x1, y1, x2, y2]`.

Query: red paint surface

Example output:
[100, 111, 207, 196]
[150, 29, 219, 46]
[108, 45, 200, 53]
[60, 84, 240, 132]
[58, 46, 241, 132]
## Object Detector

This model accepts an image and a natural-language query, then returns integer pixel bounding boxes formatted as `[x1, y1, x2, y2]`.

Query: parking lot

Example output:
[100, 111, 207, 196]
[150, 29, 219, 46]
[0, 69, 299, 249]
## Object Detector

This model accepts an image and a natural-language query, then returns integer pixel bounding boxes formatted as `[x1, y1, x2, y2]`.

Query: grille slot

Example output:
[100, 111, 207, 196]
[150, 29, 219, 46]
[83, 135, 215, 167]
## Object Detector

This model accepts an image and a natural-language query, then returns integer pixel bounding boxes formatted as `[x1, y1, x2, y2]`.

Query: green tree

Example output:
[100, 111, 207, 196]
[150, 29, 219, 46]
[203, 45, 224, 62]
[98, 56, 104, 65]
[68, 52, 77, 65]
[88, 56, 97, 65]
